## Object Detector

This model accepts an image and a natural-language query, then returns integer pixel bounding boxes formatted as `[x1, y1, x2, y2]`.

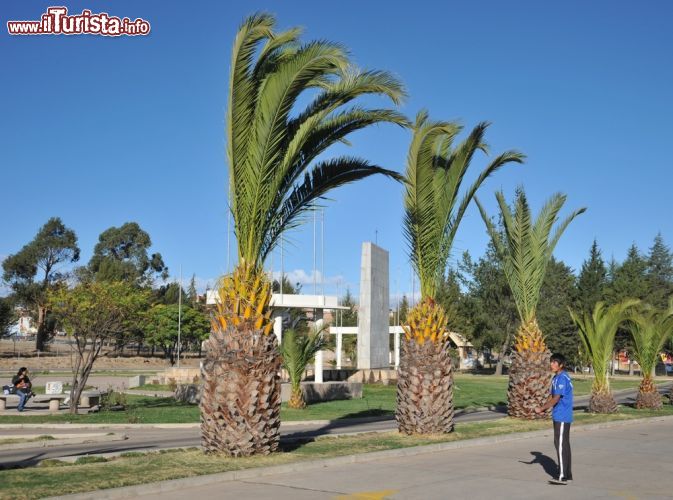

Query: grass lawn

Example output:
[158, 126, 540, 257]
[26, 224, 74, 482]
[0, 375, 652, 424]
[1, 404, 671, 499]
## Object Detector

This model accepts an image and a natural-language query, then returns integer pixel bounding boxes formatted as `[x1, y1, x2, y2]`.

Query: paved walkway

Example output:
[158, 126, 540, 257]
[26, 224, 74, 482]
[135, 418, 673, 500]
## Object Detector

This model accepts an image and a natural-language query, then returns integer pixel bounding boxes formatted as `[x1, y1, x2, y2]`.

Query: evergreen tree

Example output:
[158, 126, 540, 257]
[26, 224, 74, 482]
[188, 274, 198, 306]
[538, 258, 580, 367]
[645, 233, 673, 309]
[398, 295, 410, 325]
[576, 240, 607, 313]
[606, 244, 648, 303]
[458, 246, 518, 376]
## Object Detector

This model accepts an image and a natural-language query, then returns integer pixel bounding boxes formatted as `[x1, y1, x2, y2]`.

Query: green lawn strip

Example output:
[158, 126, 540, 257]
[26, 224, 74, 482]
[0, 376, 655, 424]
[1, 405, 671, 500]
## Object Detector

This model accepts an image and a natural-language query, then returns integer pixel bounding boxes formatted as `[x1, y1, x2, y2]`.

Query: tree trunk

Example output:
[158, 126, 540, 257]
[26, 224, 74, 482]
[629, 359, 634, 376]
[288, 385, 306, 409]
[35, 305, 48, 352]
[495, 330, 512, 377]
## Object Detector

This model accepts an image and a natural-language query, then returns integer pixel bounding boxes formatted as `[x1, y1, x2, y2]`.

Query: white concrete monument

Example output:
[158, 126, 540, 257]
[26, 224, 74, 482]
[357, 242, 389, 369]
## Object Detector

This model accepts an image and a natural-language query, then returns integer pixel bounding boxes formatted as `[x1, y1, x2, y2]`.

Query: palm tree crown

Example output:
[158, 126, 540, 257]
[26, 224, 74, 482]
[403, 111, 524, 300]
[227, 13, 408, 270]
[475, 189, 586, 327]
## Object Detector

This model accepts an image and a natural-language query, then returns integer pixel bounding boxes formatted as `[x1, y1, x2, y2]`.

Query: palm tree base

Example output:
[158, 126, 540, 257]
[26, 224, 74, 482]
[288, 387, 306, 409]
[635, 378, 662, 409]
[396, 337, 454, 434]
[588, 390, 618, 413]
[507, 349, 551, 419]
[200, 328, 281, 456]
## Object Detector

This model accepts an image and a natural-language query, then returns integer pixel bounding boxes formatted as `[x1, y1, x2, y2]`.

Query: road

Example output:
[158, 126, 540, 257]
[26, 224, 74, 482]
[0, 384, 670, 469]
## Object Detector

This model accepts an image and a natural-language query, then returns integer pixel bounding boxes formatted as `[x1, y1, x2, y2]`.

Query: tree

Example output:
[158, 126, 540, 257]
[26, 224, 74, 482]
[145, 304, 210, 364]
[202, 13, 408, 457]
[154, 282, 187, 305]
[85, 222, 168, 285]
[645, 233, 673, 310]
[48, 281, 148, 414]
[2, 217, 80, 350]
[398, 295, 410, 325]
[397, 111, 523, 435]
[339, 288, 358, 365]
[459, 246, 518, 376]
[476, 188, 585, 419]
[606, 244, 648, 373]
[0, 296, 13, 336]
[279, 327, 328, 409]
[576, 240, 607, 313]
[187, 274, 198, 306]
[627, 300, 673, 409]
[538, 258, 580, 367]
[569, 300, 638, 413]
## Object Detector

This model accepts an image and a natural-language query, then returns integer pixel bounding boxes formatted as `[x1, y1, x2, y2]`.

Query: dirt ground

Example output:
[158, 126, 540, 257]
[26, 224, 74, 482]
[0, 339, 200, 371]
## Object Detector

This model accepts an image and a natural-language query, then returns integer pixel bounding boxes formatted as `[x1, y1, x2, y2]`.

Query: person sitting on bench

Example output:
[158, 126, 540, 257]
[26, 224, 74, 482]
[11, 367, 35, 412]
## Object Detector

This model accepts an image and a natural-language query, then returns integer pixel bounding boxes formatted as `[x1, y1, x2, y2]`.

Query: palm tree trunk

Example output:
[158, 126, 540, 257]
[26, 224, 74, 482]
[635, 375, 662, 409]
[507, 318, 551, 419]
[288, 385, 306, 409]
[396, 337, 454, 434]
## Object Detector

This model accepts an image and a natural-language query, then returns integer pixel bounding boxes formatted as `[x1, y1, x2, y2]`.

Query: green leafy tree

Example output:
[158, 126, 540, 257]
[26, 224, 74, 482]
[154, 282, 187, 305]
[0, 296, 13, 336]
[145, 304, 210, 365]
[279, 327, 328, 409]
[627, 300, 673, 409]
[2, 217, 80, 350]
[203, 12, 408, 456]
[569, 299, 639, 413]
[85, 222, 168, 285]
[476, 188, 585, 419]
[398, 110, 523, 434]
[49, 281, 148, 414]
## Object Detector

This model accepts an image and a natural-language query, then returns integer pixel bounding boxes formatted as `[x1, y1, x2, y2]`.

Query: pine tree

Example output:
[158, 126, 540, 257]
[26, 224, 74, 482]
[645, 233, 673, 309]
[576, 240, 607, 313]
[606, 244, 648, 303]
[398, 295, 410, 325]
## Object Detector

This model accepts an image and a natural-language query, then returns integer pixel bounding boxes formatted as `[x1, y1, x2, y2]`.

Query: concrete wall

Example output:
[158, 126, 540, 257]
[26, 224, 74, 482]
[280, 381, 363, 403]
[357, 242, 389, 369]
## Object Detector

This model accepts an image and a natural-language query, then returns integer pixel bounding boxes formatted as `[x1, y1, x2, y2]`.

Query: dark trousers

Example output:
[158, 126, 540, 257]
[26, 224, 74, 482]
[553, 420, 572, 480]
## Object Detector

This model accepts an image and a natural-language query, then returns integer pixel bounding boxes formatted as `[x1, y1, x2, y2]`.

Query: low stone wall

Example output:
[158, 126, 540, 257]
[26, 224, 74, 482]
[160, 367, 200, 385]
[281, 381, 362, 403]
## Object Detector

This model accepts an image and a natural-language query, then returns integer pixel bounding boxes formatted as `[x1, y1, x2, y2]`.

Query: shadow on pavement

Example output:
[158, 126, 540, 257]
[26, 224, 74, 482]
[519, 451, 557, 479]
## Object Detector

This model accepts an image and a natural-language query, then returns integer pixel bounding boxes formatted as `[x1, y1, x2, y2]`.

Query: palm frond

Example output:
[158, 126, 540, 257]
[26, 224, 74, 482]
[403, 113, 522, 300]
[627, 299, 673, 376]
[226, 16, 407, 270]
[569, 299, 639, 391]
[280, 327, 328, 390]
[478, 188, 585, 323]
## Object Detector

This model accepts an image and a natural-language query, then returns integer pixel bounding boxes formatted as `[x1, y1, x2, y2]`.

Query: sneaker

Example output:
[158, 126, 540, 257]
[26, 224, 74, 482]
[549, 478, 567, 485]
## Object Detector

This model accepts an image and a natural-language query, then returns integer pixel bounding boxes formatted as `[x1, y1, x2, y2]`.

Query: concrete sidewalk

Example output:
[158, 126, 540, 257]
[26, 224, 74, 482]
[109, 418, 673, 500]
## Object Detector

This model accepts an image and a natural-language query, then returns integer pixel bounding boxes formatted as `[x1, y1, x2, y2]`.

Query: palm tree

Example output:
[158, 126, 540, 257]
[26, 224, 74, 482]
[569, 300, 639, 413]
[280, 327, 328, 409]
[201, 13, 409, 456]
[475, 189, 585, 419]
[626, 299, 673, 409]
[396, 111, 524, 434]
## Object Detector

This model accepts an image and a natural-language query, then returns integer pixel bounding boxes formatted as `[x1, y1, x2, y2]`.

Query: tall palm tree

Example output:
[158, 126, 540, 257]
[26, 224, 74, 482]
[626, 299, 673, 409]
[475, 189, 585, 419]
[396, 111, 524, 434]
[202, 13, 409, 456]
[569, 300, 639, 413]
[279, 327, 328, 409]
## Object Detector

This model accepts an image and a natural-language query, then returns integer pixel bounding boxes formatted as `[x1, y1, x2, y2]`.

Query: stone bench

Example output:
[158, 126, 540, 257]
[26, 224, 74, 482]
[63, 390, 102, 408]
[0, 394, 68, 412]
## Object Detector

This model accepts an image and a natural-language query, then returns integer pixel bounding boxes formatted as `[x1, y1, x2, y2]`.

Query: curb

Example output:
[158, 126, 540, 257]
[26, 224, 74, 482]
[0, 432, 127, 451]
[46, 414, 673, 500]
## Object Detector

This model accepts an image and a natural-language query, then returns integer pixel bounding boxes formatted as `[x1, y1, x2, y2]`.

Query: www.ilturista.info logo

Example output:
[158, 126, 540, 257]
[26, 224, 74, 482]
[7, 6, 151, 36]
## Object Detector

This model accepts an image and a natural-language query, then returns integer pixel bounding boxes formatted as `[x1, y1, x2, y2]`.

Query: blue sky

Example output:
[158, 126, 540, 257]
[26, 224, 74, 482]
[2, 1, 672, 302]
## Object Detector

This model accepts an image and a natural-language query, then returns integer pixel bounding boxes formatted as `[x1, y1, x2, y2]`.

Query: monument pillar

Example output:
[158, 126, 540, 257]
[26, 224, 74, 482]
[357, 242, 389, 369]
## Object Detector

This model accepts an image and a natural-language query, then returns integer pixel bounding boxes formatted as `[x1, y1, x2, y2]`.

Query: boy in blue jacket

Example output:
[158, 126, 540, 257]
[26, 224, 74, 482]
[535, 353, 573, 485]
